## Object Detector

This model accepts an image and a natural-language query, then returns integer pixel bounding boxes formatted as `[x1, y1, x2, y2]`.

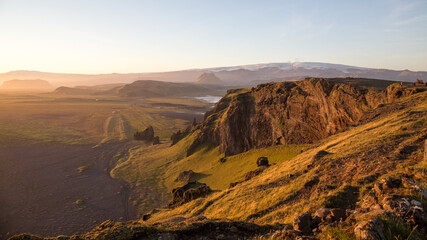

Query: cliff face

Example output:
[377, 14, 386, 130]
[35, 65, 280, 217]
[192, 78, 418, 156]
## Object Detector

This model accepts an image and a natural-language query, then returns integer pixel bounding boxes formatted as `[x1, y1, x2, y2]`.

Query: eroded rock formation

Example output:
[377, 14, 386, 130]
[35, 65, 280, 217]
[190, 78, 420, 156]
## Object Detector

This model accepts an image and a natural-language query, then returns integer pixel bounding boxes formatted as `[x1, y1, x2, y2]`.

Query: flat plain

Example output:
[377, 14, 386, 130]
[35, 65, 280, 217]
[0, 91, 210, 239]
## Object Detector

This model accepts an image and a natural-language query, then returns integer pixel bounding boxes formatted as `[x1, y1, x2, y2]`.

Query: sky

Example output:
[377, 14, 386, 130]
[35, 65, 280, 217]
[0, 0, 426, 74]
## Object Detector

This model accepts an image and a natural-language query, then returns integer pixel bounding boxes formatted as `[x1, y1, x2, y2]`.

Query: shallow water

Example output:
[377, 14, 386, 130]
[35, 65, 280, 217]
[192, 95, 222, 104]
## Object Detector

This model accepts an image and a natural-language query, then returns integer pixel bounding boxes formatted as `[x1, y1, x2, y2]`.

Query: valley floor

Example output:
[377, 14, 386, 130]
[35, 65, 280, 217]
[0, 143, 136, 239]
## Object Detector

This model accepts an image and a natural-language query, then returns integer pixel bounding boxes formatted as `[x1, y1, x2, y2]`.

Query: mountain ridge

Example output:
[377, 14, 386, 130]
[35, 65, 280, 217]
[1, 62, 426, 87]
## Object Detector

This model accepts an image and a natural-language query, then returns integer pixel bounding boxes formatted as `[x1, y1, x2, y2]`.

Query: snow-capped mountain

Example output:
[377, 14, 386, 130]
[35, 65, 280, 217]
[206, 62, 371, 73]
[1, 62, 425, 87]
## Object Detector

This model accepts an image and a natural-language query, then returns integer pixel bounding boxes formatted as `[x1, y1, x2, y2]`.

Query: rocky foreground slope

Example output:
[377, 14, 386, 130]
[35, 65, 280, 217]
[11, 78, 427, 240]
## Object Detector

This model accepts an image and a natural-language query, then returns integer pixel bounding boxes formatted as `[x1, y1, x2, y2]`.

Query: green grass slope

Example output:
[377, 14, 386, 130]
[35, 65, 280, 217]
[144, 90, 427, 225]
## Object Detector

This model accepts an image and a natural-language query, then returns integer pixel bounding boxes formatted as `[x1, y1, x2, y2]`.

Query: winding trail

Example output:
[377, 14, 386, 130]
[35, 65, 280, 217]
[101, 111, 127, 144]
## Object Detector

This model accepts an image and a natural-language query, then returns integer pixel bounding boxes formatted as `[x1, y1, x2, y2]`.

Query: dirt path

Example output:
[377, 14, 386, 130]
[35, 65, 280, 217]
[0, 143, 136, 239]
[101, 111, 127, 144]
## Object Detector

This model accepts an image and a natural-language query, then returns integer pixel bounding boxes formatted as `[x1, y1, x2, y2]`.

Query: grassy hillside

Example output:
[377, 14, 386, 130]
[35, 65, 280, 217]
[142, 90, 426, 225]
[110, 128, 307, 214]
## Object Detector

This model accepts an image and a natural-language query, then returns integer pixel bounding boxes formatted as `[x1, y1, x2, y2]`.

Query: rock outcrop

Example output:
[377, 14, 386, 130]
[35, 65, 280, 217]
[256, 156, 269, 167]
[195, 72, 224, 85]
[134, 126, 160, 145]
[354, 217, 386, 240]
[168, 182, 212, 208]
[189, 78, 420, 156]
[170, 118, 197, 146]
[174, 170, 195, 183]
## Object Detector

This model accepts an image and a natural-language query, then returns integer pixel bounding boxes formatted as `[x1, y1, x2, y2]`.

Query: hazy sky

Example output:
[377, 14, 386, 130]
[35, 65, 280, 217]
[0, 0, 426, 73]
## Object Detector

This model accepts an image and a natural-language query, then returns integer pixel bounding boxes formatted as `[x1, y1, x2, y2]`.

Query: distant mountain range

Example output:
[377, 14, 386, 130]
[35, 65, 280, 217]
[1, 62, 426, 87]
[53, 80, 227, 98]
[0, 79, 53, 91]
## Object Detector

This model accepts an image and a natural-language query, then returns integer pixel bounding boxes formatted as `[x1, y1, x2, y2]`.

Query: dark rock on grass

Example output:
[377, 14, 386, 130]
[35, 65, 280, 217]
[293, 212, 313, 234]
[313, 208, 329, 227]
[256, 156, 269, 167]
[229, 164, 269, 188]
[311, 150, 330, 162]
[357, 173, 380, 184]
[153, 136, 160, 145]
[142, 209, 160, 221]
[134, 126, 155, 141]
[244, 166, 268, 181]
[219, 157, 227, 163]
[330, 208, 347, 222]
[304, 176, 320, 188]
[134, 126, 161, 145]
[354, 217, 386, 240]
[174, 170, 195, 183]
[168, 182, 212, 208]
[170, 118, 197, 146]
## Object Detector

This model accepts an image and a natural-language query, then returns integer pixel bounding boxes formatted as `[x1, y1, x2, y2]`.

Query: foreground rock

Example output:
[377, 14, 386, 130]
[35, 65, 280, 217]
[170, 118, 197, 146]
[354, 217, 386, 240]
[174, 170, 195, 183]
[168, 182, 212, 208]
[229, 157, 270, 188]
[134, 126, 160, 145]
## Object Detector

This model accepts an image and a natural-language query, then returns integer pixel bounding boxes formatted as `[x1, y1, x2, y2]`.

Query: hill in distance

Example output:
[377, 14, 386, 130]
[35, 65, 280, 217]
[53, 80, 227, 98]
[53, 83, 126, 95]
[0, 79, 53, 91]
[195, 72, 224, 85]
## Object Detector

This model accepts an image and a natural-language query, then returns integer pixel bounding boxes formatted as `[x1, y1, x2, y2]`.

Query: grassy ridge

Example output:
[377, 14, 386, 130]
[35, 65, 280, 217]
[110, 129, 307, 214]
[144, 91, 427, 224]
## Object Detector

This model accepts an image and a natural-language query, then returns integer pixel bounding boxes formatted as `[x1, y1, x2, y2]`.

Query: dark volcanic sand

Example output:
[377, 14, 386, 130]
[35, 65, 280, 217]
[0, 143, 136, 239]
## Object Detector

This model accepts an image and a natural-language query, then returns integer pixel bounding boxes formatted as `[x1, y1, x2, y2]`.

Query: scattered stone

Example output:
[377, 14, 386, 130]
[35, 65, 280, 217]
[312, 150, 330, 163]
[229, 226, 238, 233]
[330, 208, 347, 221]
[165, 216, 187, 223]
[158, 233, 176, 240]
[216, 234, 225, 240]
[134, 126, 155, 141]
[153, 136, 160, 145]
[411, 200, 422, 207]
[256, 156, 269, 167]
[244, 166, 268, 181]
[168, 182, 212, 208]
[303, 176, 319, 188]
[354, 217, 386, 240]
[293, 212, 312, 234]
[314, 208, 331, 220]
[174, 170, 194, 183]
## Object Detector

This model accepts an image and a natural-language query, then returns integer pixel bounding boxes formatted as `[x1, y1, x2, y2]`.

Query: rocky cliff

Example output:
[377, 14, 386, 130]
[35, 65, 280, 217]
[190, 78, 421, 156]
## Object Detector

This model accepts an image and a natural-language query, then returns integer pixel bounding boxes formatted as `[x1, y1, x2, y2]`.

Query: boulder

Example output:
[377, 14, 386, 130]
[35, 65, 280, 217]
[244, 166, 268, 181]
[312, 150, 330, 162]
[153, 136, 160, 145]
[293, 212, 312, 234]
[134, 126, 154, 141]
[174, 170, 195, 183]
[314, 208, 331, 219]
[354, 217, 386, 240]
[330, 208, 347, 221]
[257, 156, 269, 167]
[168, 182, 212, 208]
